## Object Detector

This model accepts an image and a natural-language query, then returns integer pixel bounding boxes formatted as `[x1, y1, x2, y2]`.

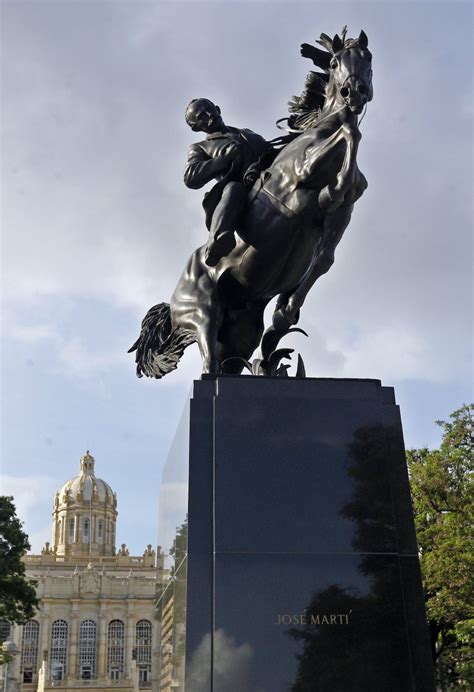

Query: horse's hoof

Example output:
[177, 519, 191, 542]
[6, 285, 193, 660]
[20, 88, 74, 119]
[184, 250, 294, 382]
[272, 308, 299, 332]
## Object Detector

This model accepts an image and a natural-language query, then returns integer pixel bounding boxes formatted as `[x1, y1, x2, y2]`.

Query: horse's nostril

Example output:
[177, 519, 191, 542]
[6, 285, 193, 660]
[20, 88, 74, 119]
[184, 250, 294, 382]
[340, 87, 349, 98]
[358, 84, 367, 95]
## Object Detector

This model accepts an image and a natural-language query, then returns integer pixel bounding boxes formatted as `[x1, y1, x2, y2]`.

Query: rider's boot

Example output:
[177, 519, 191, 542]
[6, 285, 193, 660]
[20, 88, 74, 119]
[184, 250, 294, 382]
[204, 230, 236, 267]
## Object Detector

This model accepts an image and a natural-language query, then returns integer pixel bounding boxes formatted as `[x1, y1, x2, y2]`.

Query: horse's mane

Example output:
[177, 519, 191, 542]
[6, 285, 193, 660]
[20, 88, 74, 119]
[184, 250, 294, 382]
[286, 27, 368, 132]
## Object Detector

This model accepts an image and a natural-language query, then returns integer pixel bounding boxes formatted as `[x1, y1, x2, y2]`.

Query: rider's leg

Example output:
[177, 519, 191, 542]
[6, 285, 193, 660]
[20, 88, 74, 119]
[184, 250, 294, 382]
[205, 182, 247, 266]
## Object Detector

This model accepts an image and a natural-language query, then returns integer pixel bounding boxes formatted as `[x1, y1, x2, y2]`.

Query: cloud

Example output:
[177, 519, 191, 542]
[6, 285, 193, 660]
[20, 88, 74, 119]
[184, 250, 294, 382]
[3, 310, 126, 379]
[7, 322, 60, 344]
[0, 475, 57, 552]
[186, 629, 265, 692]
[53, 336, 124, 379]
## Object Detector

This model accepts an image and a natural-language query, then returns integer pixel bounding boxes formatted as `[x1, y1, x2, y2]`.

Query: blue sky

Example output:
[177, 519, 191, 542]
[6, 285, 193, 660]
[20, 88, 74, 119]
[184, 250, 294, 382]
[1, 0, 472, 554]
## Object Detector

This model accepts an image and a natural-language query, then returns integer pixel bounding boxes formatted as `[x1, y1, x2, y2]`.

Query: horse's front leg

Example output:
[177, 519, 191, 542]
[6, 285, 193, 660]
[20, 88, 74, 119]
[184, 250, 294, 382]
[318, 123, 361, 213]
[273, 203, 353, 330]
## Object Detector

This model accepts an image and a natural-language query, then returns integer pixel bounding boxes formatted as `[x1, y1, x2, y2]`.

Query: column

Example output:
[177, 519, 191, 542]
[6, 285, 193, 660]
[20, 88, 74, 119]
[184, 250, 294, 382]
[130, 660, 139, 692]
[151, 617, 161, 690]
[36, 652, 47, 692]
[67, 605, 79, 681]
[38, 605, 50, 678]
[92, 514, 96, 547]
[10, 623, 22, 688]
[97, 603, 108, 680]
[74, 513, 80, 543]
[125, 604, 135, 680]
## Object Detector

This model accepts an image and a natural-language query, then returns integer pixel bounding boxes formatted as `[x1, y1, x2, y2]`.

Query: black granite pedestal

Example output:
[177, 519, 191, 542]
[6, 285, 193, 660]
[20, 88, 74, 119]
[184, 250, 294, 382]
[180, 377, 435, 691]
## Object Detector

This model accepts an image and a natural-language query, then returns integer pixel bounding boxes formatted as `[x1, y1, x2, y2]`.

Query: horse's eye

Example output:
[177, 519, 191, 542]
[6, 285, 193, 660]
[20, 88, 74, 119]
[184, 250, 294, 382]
[330, 59, 338, 69]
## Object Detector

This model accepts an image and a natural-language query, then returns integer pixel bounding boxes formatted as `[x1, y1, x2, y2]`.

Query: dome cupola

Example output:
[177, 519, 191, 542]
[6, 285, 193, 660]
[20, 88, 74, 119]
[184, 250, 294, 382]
[51, 451, 118, 559]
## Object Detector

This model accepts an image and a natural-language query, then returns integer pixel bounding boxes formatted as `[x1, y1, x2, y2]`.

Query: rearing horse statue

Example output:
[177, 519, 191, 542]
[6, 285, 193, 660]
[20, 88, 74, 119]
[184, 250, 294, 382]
[130, 29, 373, 377]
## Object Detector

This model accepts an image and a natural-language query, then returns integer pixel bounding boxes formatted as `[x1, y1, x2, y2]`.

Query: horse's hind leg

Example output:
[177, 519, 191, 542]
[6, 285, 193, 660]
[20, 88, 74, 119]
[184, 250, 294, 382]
[195, 303, 223, 374]
[218, 303, 266, 373]
[170, 249, 223, 374]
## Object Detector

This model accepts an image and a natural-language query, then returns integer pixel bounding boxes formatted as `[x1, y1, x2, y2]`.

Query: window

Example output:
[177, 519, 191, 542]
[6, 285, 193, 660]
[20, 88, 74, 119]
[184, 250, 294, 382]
[136, 620, 152, 686]
[0, 620, 11, 643]
[50, 620, 68, 681]
[97, 520, 103, 544]
[79, 620, 96, 679]
[139, 667, 150, 684]
[21, 620, 39, 683]
[107, 620, 124, 679]
[83, 518, 90, 543]
[68, 517, 75, 543]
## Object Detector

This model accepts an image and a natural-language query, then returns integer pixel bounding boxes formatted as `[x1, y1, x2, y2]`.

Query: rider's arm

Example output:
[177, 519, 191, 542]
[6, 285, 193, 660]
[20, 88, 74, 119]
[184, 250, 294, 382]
[183, 144, 231, 189]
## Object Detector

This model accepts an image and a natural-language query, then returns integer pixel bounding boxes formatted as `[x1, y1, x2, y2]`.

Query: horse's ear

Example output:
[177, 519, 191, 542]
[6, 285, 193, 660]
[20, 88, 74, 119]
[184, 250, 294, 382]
[332, 34, 343, 53]
[359, 30, 369, 48]
[300, 43, 331, 71]
[317, 33, 334, 53]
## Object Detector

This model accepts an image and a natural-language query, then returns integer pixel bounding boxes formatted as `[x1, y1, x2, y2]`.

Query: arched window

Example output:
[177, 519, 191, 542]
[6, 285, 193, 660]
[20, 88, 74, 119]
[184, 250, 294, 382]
[83, 518, 90, 543]
[135, 620, 152, 685]
[50, 620, 68, 681]
[97, 520, 103, 543]
[107, 620, 124, 680]
[0, 620, 11, 643]
[68, 517, 75, 543]
[79, 620, 96, 679]
[21, 620, 40, 683]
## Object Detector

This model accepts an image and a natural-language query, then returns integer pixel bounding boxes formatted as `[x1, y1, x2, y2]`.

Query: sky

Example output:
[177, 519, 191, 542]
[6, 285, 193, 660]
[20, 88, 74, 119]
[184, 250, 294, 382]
[1, 0, 472, 555]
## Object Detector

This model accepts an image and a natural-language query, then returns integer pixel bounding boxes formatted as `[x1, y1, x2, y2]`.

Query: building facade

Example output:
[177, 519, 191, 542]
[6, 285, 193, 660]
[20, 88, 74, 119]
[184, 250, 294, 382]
[1, 452, 164, 692]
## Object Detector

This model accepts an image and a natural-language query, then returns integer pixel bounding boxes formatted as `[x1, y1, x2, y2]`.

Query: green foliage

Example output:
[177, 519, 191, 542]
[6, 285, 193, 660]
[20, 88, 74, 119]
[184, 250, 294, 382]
[407, 405, 474, 690]
[0, 496, 39, 664]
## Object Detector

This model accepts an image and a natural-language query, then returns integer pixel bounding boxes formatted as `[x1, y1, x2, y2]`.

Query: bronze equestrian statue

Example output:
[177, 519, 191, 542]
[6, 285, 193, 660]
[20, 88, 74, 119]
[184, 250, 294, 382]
[129, 28, 373, 378]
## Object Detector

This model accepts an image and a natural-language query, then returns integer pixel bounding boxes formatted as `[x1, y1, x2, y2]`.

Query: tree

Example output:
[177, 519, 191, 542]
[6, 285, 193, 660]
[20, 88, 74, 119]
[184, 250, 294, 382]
[407, 405, 473, 690]
[0, 496, 39, 647]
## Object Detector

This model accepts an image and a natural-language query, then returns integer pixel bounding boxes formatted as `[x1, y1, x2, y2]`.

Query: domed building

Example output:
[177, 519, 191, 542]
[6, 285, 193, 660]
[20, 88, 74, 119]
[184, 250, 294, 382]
[51, 451, 118, 559]
[1, 452, 166, 692]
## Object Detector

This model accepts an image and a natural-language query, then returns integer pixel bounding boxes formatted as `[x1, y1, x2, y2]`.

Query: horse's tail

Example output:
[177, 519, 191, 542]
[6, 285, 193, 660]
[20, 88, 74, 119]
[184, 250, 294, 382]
[128, 303, 195, 379]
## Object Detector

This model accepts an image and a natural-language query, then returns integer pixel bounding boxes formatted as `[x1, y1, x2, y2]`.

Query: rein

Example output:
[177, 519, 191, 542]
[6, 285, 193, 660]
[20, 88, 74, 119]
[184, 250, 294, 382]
[275, 104, 348, 135]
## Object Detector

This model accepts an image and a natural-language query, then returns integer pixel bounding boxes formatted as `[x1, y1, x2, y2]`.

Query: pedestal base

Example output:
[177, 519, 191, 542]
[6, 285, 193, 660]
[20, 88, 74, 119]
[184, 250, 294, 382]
[177, 377, 434, 690]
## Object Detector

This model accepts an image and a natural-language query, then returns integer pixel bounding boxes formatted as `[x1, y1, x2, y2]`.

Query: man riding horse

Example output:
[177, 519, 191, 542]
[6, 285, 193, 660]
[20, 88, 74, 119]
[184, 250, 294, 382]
[130, 28, 373, 378]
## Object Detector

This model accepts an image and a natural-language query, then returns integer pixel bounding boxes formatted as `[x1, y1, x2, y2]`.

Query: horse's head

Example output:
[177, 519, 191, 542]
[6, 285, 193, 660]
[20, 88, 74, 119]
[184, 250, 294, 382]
[301, 29, 373, 116]
[330, 30, 373, 114]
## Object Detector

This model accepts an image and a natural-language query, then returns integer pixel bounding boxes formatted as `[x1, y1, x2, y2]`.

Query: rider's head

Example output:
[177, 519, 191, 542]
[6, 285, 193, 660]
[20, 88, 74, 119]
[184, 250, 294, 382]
[185, 98, 225, 134]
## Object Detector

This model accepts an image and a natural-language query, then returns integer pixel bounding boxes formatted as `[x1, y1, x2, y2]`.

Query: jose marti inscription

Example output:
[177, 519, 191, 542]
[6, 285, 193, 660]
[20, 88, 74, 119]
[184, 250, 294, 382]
[275, 611, 353, 626]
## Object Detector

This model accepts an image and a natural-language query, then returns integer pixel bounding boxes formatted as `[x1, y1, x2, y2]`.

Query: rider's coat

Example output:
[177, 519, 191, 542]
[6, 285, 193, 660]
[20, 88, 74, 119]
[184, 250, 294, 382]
[184, 126, 269, 230]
